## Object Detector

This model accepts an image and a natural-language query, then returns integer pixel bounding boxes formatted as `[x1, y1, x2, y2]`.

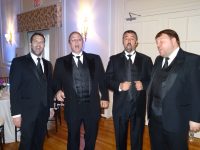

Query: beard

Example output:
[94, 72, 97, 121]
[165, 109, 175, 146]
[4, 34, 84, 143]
[125, 43, 133, 52]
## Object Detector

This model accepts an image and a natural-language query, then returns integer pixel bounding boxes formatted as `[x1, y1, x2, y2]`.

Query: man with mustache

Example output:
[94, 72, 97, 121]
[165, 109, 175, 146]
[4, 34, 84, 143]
[106, 30, 153, 150]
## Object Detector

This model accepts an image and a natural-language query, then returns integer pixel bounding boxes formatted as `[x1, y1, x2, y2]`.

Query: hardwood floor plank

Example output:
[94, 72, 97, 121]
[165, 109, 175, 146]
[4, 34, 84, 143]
[3, 110, 200, 150]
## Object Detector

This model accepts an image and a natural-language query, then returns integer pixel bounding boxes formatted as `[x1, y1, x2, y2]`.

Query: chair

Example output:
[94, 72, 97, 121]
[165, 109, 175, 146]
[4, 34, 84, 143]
[0, 117, 5, 150]
[53, 99, 62, 127]
[15, 127, 20, 142]
[47, 99, 62, 136]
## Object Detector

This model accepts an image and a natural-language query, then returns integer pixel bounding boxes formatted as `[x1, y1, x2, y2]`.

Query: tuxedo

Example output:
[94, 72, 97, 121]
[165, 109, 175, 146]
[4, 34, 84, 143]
[9, 53, 53, 150]
[106, 51, 153, 150]
[53, 51, 108, 150]
[147, 49, 200, 150]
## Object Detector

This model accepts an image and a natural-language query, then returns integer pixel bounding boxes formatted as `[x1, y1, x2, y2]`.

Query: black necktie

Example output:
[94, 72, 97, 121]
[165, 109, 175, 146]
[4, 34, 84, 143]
[127, 55, 132, 81]
[127, 54, 135, 101]
[163, 57, 169, 69]
[76, 56, 82, 68]
[37, 58, 43, 75]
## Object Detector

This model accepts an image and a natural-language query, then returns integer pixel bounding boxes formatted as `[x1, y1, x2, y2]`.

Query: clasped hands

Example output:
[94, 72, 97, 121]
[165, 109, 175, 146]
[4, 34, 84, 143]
[119, 81, 143, 91]
[189, 121, 200, 132]
[55, 90, 109, 109]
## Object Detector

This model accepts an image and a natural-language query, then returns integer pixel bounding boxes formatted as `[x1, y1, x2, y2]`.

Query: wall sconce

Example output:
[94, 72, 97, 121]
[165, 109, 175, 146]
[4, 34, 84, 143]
[5, 32, 12, 44]
[81, 17, 88, 41]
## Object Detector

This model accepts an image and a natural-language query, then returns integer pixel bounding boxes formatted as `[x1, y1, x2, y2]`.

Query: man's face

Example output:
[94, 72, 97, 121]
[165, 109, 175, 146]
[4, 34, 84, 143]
[156, 33, 175, 57]
[123, 33, 138, 53]
[30, 35, 45, 56]
[69, 33, 83, 54]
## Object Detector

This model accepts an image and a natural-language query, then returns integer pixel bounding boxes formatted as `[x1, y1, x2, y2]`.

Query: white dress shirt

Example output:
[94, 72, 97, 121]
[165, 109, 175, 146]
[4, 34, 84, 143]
[162, 47, 179, 67]
[72, 51, 83, 66]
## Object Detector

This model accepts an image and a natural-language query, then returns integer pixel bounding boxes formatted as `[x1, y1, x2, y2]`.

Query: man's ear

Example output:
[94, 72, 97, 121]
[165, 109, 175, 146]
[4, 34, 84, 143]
[135, 41, 138, 47]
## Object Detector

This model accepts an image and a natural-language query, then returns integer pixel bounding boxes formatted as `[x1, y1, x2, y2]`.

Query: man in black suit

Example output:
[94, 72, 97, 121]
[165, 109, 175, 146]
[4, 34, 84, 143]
[53, 31, 109, 150]
[9, 32, 54, 150]
[147, 29, 200, 150]
[106, 30, 153, 150]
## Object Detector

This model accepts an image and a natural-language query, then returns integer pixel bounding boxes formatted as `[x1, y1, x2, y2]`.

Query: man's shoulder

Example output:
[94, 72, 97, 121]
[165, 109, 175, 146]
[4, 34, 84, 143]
[43, 58, 52, 65]
[84, 52, 101, 60]
[56, 55, 70, 61]
[84, 52, 99, 57]
[109, 52, 124, 59]
[136, 51, 151, 59]
[11, 54, 29, 63]
[182, 50, 199, 59]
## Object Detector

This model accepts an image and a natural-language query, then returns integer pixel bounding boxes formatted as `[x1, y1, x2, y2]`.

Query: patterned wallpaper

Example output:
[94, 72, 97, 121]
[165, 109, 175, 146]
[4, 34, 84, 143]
[17, 4, 62, 32]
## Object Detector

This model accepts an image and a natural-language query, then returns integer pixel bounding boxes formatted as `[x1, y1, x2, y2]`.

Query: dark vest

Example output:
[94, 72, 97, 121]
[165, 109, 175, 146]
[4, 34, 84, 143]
[72, 58, 91, 102]
[125, 58, 138, 102]
[150, 65, 172, 122]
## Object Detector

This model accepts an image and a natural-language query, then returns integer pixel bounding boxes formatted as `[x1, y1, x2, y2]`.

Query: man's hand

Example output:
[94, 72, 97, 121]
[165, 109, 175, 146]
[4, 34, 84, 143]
[119, 81, 131, 91]
[13, 117, 22, 128]
[100, 100, 109, 108]
[189, 121, 200, 132]
[49, 108, 55, 118]
[55, 90, 65, 102]
[134, 81, 143, 91]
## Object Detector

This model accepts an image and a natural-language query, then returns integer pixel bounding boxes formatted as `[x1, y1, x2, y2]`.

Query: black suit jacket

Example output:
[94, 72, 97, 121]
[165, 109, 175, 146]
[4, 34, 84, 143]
[147, 49, 200, 132]
[53, 51, 108, 121]
[9, 53, 53, 120]
[106, 51, 153, 118]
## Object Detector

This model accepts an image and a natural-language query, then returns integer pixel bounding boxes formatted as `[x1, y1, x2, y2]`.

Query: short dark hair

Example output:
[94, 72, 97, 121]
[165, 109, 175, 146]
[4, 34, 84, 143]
[68, 31, 83, 43]
[155, 29, 180, 47]
[30, 32, 45, 43]
[123, 30, 138, 40]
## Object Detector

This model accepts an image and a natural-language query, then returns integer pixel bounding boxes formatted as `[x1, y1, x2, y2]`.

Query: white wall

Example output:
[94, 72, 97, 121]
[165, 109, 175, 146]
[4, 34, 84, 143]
[0, 0, 21, 77]
[124, 0, 200, 62]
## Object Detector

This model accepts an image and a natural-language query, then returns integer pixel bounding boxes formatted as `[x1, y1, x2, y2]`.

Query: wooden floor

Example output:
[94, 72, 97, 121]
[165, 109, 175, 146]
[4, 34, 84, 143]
[3, 110, 200, 150]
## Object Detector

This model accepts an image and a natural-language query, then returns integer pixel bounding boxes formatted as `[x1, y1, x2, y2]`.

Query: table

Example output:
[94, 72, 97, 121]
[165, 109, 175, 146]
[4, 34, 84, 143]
[0, 92, 16, 143]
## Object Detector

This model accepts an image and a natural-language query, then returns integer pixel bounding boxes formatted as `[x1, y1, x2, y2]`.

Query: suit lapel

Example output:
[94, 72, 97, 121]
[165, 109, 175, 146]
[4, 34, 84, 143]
[118, 52, 127, 80]
[133, 53, 142, 80]
[42, 59, 48, 80]
[63, 54, 73, 82]
[147, 57, 162, 98]
[161, 50, 185, 99]
[43, 59, 48, 76]
[83, 52, 95, 80]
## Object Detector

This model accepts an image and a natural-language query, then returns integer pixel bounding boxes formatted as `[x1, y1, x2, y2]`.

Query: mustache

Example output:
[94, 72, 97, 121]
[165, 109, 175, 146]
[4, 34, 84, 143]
[125, 43, 132, 50]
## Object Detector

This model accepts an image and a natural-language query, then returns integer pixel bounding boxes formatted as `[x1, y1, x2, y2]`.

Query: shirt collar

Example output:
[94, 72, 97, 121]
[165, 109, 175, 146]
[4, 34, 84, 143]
[72, 51, 83, 57]
[166, 47, 179, 65]
[30, 52, 42, 63]
[124, 50, 136, 56]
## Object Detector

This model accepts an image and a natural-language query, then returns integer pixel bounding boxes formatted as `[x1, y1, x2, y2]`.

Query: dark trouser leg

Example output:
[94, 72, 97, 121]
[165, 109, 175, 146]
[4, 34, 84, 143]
[149, 120, 168, 150]
[83, 117, 99, 150]
[162, 128, 188, 150]
[130, 115, 145, 150]
[19, 119, 34, 150]
[149, 119, 188, 150]
[113, 116, 129, 150]
[31, 108, 48, 150]
[66, 119, 82, 150]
